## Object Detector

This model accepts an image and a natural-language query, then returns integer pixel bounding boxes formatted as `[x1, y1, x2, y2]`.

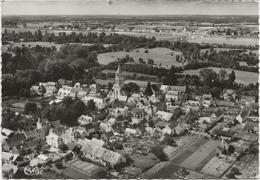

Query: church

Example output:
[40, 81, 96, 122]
[108, 64, 127, 102]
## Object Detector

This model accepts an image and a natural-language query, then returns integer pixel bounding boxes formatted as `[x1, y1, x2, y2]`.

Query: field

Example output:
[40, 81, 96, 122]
[180, 67, 258, 85]
[180, 140, 221, 171]
[188, 36, 258, 46]
[201, 156, 235, 177]
[63, 158, 104, 178]
[97, 47, 184, 68]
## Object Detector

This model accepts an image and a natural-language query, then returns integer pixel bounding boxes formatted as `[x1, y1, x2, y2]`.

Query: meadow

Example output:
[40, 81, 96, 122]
[180, 67, 258, 85]
[97, 47, 184, 68]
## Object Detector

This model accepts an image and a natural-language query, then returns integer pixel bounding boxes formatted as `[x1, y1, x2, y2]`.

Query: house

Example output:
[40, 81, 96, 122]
[23, 128, 46, 140]
[77, 139, 126, 166]
[243, 121, 259, 134]
[236, 109, 250, 123]
[162, 121, 178, 135]
[77, 115, 93, 126]
[2, 133, 27, 152]
[91, 138, 105, 147]
[30, 154, 51, 166]
[2, 152, 18, 163]
[113, 106, 129, 117]
[61, 128, 81, 144]
[40, 82, 57, 97]
[184, 100, 201, 112]
[2, 163, 18, 178]
[30, 85, 45, 96]
[211, 109, 224, 122]
[128, 93, 142, 104]
[223, 89, 236, 101]
[100, 122, 113, 133]
[131, 108, 147, 124]
[240, 95, 255, 106]
[202, 94, 213, 108]
[107, 118, 116, 125]
[174, 123, 187, 135]
[46, 128, 64, 148]
[125, 128, 142, 136]
[156, 111, 173, 121]
[156, 121, 168, 129]
[2, 128, 15, 137]
[82, 96, 104, 109]
[160, 85, 171, 93]
[165, 90, 179, 101]
[101, 131, 115, 143]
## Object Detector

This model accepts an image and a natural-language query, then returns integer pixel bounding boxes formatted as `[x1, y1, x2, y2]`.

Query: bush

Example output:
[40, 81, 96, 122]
[150, 146, 168, 161]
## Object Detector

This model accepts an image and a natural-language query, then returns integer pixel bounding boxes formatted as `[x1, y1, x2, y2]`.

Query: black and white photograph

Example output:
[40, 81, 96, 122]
[1, 0, 259, 179]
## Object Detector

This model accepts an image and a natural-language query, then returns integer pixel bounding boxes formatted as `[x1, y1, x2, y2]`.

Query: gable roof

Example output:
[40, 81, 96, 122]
[77, 139, 125, 165]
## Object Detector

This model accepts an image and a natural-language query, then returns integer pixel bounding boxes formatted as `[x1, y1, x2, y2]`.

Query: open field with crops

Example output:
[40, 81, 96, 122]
[180, 67, 258, 85]
[97, 47, 184, 68]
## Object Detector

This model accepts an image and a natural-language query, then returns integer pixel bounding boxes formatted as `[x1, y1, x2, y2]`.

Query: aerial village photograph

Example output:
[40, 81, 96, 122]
[1, 0, 259, 179]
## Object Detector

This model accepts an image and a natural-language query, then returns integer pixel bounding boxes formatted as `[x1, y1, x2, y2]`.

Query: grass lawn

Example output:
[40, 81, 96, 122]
[97, 47, 184, 68]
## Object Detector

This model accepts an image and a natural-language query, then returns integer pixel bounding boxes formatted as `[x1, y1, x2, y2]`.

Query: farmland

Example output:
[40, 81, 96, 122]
[180, 67, 258, 85]
[97, 47, 184, 68]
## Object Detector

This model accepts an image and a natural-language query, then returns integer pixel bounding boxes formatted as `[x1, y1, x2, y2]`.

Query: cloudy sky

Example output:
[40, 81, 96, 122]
[2, 0, 259, 16]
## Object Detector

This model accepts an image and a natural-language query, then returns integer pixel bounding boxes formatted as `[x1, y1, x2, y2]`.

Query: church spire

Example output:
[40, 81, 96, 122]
[115, 63, 122, 77]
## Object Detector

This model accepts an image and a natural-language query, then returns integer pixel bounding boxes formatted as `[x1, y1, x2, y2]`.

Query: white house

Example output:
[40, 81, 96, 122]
[82, 96, 104, 109]
[236, 109, 250, 124]
[156, 111, 173, 121]
[77, 115, 93, 125]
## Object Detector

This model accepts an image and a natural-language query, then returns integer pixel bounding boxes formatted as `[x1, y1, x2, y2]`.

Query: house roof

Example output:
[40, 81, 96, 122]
[170, 86, 186, 92]
[2, 128, 14, 137]
[77, 139, 125, 165]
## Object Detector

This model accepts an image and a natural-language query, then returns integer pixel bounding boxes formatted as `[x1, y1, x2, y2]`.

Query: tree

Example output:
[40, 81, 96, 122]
[107, 82, 113, 91]
[58, 143, 68, 152]
[219, 69, 227, 81]
[150, 146, 168, 161]
[229, 70, 236, 84]
[210, 87, 221, 99]
[71, 100, 86, 115]
[19, 88, 30, 98]
[24, 102, 37, 115]
[199, 69, 218, 87]
[86, 99, 96, 113]
[147, 58, 154, 65]
[122, 82, 140, 97]
[144, 82, 153, 96]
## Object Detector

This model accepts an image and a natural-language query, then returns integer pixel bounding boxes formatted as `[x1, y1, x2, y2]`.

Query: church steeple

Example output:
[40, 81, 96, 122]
[113, 64, 124, 99]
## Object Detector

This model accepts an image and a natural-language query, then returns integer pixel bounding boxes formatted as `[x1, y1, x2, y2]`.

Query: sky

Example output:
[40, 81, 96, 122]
[2, 0, 259, 16]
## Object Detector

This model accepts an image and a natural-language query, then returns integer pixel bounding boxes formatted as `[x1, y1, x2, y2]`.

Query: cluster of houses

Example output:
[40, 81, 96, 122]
[2, 64, 259, 178]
